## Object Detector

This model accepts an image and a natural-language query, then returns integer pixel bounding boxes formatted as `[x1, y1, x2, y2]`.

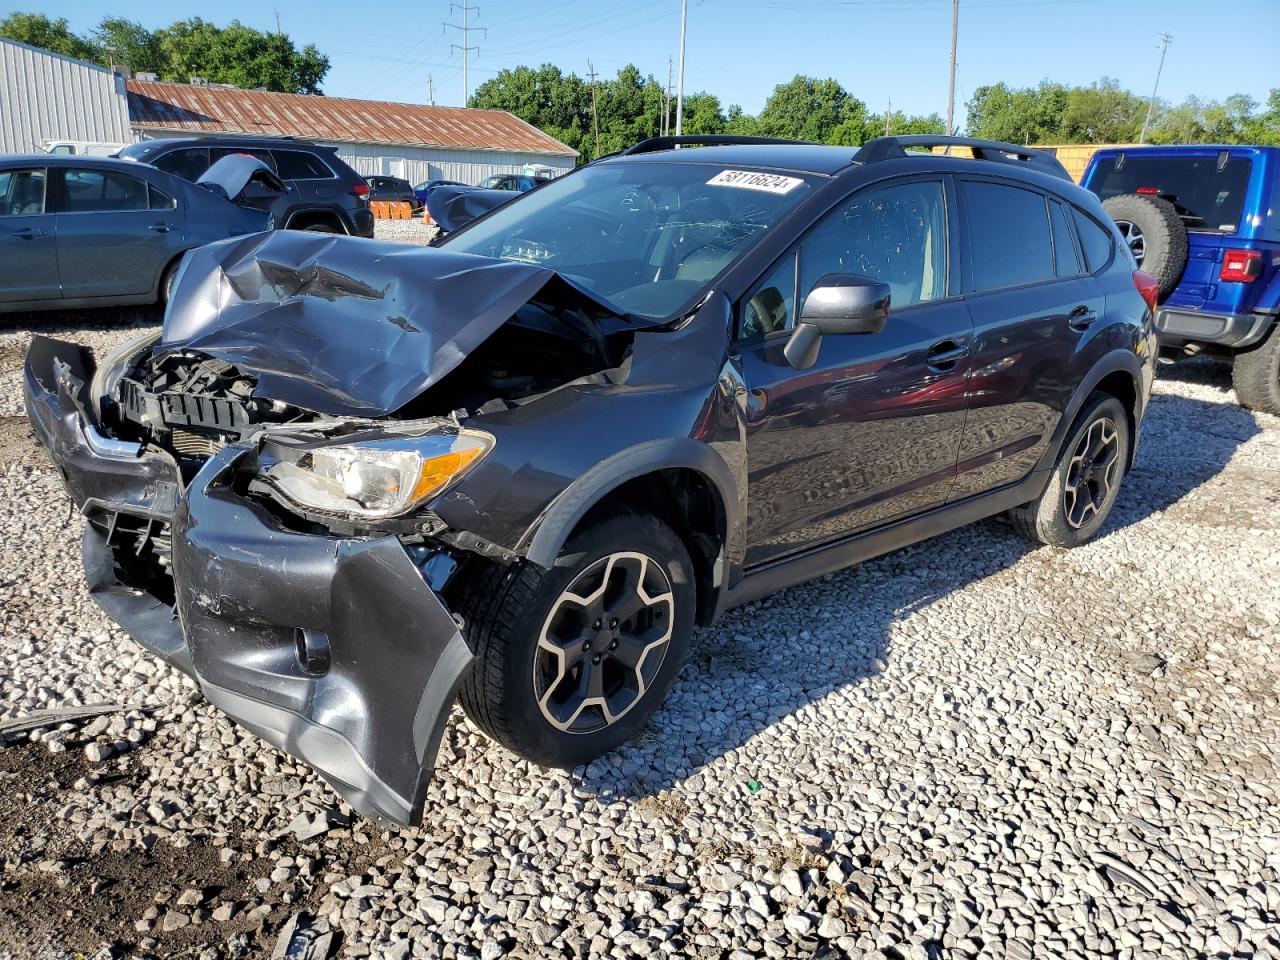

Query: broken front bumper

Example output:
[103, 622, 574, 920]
[24, 337, 473, 826]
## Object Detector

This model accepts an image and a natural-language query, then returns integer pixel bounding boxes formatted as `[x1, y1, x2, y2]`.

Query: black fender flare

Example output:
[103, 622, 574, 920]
[520, 437, 742, 581]
[1034, 347, 1146, 475]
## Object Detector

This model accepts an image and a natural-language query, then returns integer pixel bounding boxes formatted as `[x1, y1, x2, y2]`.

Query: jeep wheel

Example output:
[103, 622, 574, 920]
[1232, 322, 1280, 415]
[1101, 194, 1187, 301]
[453, 510, 695, 768]
[1011, 392, 1131, 547]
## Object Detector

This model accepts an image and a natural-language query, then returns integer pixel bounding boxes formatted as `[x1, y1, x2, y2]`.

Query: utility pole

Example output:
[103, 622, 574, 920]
[1140, 32, 1173, 144]
[945, 0, 959, 135]
[885, 95, 892, 136]
[674, 0, 687, 137]
[427, 74, 434, 106]
[587, 60, 601, 160]
[275, 8, 282, 33]
[663, 55, 673, 138]
[445, 2, 485, 106]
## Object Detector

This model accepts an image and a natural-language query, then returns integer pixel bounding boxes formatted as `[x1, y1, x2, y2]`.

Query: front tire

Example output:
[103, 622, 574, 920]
[453, 510, 695, 768]
[1232, 322, 1280, 415]
[1011, 392, 1131, 547]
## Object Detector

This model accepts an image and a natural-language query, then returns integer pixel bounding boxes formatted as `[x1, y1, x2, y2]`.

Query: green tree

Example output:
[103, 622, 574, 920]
[1058, 78, 1147, 142]
[92, 17, 163, 74]
[155, 19, 328, 93]
[756, 76, 867, 143]
[0, 12, 98, 60]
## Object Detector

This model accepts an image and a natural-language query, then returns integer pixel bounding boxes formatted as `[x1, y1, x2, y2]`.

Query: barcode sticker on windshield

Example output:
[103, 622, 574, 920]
[706, 170, 804, 194]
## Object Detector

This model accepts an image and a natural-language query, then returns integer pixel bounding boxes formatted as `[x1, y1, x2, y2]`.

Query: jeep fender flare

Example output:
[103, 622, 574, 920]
[520, 438, 743, 581]
[1035, 347, 1146, 476]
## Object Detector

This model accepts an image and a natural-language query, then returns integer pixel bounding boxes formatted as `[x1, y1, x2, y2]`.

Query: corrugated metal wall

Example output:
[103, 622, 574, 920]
[329, 143, 576, 186]
[0, 38, 132, 153]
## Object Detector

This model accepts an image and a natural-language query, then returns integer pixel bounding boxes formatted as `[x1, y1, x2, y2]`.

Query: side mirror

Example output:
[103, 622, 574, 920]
[784, 274, 891, 370]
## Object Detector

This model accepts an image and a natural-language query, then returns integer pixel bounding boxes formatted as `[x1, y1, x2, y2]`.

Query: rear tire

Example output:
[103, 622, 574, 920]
[301, 223, 338, 233]
[1101, 194, 1187, 300]
[1232, 322, 1280, 415]
[1010, 392, 1131, 547]
[453, 510, 695, 768]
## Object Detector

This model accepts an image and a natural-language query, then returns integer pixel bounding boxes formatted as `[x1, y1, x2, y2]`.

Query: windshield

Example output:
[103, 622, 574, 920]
[1088, 154, 1253, 232]
[440, 161, 819, 321]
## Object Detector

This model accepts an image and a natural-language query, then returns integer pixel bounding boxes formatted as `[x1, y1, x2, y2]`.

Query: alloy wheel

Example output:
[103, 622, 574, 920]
[1114, 219, 1146, 267]
[533, 551, 674, 734]
[1063, 417, 1122, 529]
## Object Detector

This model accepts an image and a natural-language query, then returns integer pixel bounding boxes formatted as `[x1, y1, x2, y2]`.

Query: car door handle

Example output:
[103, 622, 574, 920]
[1069, 306, 1098, 330]
[11, 227, 46, 239]
[926, 341, 970, 372]
[148, 222, 172, 233]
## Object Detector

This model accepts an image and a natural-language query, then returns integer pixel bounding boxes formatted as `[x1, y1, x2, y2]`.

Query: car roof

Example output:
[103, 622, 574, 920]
[607, 143, 858, 176]
[1, 154, 150, 168]
[1090, 144, 1280, 159]
[126, 136, 327, 152]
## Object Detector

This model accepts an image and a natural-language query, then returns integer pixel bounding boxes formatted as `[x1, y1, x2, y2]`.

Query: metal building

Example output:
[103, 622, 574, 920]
[0, 37, 132, 153]
[126, 80, 578, 185]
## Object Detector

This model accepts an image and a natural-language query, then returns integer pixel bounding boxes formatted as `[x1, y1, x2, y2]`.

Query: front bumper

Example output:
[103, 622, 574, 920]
[1155, 307, 1275, 350]
[24, 336, 473, 826]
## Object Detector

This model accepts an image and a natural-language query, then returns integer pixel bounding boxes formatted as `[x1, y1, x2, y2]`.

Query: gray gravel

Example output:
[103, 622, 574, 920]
[1, 222, 1278, 958]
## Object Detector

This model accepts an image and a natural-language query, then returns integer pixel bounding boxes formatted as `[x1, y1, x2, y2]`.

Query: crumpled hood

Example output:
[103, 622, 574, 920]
[160, 230, 604, 417]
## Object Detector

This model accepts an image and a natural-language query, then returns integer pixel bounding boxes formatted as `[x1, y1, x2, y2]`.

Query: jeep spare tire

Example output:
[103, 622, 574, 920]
[1101, 194, 1187, 301]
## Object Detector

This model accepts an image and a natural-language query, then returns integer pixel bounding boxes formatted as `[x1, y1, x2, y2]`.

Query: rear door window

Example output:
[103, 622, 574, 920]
[210, 146, 277, 172]
[0, 169, 47, 215]
[61, 169, 150, 212]
[153, 148, 210, 182]
[1087, 154, 1252, 232]
[273, 150, 333, 180]
[1071, 208, 1115, 272]
[962, 181, 1055, 292]
[1049, 199, 1081, 276]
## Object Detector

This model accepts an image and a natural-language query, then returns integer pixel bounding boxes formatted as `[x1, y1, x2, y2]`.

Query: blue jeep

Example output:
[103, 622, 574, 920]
[1081, 145, 1280, 414]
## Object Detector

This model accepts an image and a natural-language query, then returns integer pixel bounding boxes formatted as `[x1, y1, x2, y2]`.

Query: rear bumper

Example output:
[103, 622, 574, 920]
[24, 335, 472, 826]
[1155, 308, 1275, 350]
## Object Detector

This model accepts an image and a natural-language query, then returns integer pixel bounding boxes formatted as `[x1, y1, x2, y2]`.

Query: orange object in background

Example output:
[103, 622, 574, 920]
[370, 201, 413, 220]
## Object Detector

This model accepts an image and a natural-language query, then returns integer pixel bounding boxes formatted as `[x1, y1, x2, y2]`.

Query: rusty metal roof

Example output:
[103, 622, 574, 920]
[126, 80, 577, 157]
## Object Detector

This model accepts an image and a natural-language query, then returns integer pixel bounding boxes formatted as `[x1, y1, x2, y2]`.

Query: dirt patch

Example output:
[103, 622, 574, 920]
[0, 417, 44, 470]
[0, 743, 332, 959]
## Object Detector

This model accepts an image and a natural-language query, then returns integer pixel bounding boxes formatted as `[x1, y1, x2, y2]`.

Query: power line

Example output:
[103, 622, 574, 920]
[445, 2, 486, 106]
[1139, 31, 1172, 145]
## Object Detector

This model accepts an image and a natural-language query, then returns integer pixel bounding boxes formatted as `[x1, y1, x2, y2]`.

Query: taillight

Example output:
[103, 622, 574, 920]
[353, 182, 370, 200]
[1136, 186, 1159, 195]
[1219, 248, 1263, 283]
[1132, 270, 1159, 313]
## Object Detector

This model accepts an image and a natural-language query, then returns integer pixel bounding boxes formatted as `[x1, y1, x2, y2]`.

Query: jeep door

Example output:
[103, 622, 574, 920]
[734, 176, 974, 567]
[0, 166, 60, 303]
[947, 179, 1108, 499]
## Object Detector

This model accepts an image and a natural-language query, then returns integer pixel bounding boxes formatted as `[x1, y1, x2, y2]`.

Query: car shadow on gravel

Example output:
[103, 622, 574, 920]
[0, 305, 163, 337]
[573, 389, 1262, 802]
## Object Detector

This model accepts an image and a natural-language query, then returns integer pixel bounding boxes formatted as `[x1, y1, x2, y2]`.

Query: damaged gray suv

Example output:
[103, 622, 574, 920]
[25, 136, 1157, 825]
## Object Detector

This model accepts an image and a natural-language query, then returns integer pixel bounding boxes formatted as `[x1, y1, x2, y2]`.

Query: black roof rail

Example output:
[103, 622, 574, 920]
[854, 135, 1072, 181]
[623, 135, 810, 155]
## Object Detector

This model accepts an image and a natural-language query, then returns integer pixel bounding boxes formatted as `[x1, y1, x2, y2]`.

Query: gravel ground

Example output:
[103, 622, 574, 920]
[1, 223, 1278, 959]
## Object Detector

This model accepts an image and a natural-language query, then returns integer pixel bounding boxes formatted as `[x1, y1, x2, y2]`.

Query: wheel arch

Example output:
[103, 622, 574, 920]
[283, 207, 349, 233]
[1039, 349, 1145, 474]
[521, 439, 740, 626]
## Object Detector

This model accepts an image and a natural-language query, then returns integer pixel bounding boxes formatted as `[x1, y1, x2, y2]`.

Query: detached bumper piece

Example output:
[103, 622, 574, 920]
[24, 336, 474, 826]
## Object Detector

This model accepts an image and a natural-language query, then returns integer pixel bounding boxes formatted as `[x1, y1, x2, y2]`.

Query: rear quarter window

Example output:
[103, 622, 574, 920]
[962, 180, 1055, 292]
[1071, 207, 1115, 272]
[1088, 154, 1252, 233]
[273, 150, 333, 180]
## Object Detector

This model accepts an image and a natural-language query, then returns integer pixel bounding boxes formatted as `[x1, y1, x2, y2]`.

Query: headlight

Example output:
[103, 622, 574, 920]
[91, 331, 160, 422]
[258, 429, 492, 520]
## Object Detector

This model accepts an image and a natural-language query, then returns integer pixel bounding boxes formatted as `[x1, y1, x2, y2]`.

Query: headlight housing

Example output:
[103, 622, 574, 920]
[91, 331, 160, 423]
[257, 428, 492, 520]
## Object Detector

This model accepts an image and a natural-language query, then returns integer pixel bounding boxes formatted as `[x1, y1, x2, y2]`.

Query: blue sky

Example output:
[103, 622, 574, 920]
[24, 0, 1280, 120]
